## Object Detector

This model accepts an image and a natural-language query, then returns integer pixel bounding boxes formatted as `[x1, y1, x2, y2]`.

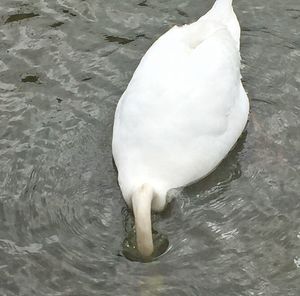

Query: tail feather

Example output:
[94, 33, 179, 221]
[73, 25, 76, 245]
[214, 0, 233, 7]
[207, 0, 234, 19]
[202, 0, 240, 49]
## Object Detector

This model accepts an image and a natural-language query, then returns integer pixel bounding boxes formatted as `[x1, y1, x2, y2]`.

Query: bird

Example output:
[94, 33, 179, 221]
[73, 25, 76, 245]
[112, 0, 249, 257]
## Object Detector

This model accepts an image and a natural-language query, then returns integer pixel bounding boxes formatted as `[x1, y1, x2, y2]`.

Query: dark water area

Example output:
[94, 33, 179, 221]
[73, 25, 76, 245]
[0, 0, 299, 295]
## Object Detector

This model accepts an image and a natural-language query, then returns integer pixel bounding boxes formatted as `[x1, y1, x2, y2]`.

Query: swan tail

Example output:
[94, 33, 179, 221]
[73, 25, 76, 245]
[202, 0, 240, 48]
[132, 184, 154, 257]
[207, 0, 234, 18]
[213, 0, 233, 8]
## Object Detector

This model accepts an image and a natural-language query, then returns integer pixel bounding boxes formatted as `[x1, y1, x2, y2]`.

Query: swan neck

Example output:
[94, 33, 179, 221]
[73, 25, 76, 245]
[132, 184, 154, 257]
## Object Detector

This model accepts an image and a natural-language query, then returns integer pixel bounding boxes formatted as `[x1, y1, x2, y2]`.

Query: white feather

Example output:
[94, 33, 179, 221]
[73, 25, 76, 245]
[112, 0, 249, 212]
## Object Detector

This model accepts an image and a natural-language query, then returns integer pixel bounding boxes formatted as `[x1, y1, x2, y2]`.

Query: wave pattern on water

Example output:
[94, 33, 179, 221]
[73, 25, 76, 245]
[0, 0, 300, 295]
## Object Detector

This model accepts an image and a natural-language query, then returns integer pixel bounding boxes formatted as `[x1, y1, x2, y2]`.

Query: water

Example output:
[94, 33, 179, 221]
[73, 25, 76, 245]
[0, 0, 299, 295]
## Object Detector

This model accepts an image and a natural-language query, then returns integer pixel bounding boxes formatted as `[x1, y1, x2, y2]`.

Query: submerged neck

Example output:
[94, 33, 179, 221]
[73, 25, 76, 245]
[132, 184, 154, 257]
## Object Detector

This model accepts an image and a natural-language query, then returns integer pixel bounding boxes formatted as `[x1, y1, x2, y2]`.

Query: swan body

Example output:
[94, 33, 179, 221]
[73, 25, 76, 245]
[112, 0, 249, 256]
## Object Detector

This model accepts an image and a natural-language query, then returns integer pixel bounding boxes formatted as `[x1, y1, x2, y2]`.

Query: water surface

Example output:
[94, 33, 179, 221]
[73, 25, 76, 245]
[0, 0, 300, 295]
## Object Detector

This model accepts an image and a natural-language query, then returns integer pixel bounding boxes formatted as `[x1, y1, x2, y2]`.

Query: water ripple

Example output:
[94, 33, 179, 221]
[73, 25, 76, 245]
[0, 0, 300, 295]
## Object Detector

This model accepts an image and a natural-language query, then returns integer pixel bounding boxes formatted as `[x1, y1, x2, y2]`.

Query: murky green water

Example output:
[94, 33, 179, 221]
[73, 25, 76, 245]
[0, 0, 299, 295]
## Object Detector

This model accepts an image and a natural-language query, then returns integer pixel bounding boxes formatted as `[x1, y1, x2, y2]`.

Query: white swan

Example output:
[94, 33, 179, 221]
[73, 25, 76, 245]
[112, 0, 249, 257]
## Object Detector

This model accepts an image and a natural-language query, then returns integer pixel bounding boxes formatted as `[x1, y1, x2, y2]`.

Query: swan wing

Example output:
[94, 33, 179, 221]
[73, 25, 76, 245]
[113, 20, 248, 200]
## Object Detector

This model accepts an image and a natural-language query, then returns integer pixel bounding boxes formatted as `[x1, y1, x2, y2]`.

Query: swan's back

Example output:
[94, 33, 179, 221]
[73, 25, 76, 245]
[112, 0, 249, 211]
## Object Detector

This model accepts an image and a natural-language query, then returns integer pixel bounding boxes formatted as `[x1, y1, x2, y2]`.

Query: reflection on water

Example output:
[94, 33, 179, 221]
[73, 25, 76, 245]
[0, 0, 299, 295]
[4, 12, 39, 24]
